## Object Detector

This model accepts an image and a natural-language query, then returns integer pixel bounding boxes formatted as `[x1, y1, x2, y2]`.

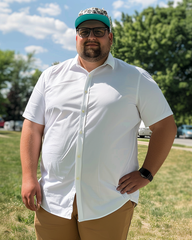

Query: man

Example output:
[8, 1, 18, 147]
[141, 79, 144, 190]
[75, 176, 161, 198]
[20, 7, 177, 240]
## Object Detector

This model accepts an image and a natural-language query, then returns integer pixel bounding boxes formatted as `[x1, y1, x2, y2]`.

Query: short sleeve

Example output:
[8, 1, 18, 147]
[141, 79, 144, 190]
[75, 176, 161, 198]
[136, 68, 173, 127]
[23, 72, 46, 125]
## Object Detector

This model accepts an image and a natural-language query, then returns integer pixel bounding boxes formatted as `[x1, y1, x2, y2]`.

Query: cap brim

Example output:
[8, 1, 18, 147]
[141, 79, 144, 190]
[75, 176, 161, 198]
[75, 14, 110, 28]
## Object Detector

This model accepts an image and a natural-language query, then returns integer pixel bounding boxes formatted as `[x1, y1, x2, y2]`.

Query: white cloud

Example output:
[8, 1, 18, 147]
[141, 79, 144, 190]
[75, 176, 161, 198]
[113, 0, 182, 9]
[3, 0, 35, 3]
[64, 5, 69, 10]
[127, 0, 157, 8]
[112, 21, 123, 27]
[113, 0, 124, 9]
[52, 28, 76, 51]
[20, 69, 36, 78]
[34, 58, 49, 70]
[0, 2, 12, 13]
[19, 7, 30, 14]
[113, 10, 122, 19]
[15, 53, 49, 70]
[25, 45, 48, 54]
[0, 11, 76, 51]
[173, 0, 182, 7]
[0, 12, 67, 38]
[37, 3, 61, 16]
[159, 2, 168, 8]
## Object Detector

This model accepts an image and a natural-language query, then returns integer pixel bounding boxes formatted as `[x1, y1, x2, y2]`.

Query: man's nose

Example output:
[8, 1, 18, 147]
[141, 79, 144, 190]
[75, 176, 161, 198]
[88, 30, 96, 39]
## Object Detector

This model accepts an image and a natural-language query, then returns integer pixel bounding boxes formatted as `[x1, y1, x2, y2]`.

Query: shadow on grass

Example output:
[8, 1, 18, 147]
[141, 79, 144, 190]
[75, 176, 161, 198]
[0, 131, 14, 136]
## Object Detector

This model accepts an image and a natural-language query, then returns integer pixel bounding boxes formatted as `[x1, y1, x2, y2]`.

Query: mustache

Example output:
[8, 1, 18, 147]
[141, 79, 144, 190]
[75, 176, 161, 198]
[84, 41, 100, 46]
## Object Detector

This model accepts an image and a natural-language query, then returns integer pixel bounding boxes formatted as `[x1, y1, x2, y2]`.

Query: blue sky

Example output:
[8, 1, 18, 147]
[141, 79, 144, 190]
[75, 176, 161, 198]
[0, 0, 182, 71]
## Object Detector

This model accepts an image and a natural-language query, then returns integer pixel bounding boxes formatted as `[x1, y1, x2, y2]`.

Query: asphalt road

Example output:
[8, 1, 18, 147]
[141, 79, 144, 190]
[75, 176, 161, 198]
[1, 128, 192, 146]
[173, 137, 192, 147]
[138, 136, 192, 147]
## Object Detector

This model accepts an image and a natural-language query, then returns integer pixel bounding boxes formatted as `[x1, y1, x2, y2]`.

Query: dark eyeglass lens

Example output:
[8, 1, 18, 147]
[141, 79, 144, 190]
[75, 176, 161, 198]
[78, 28, 106, 38]
[79, 29, 90, 37]
[94, 29, 105, 37]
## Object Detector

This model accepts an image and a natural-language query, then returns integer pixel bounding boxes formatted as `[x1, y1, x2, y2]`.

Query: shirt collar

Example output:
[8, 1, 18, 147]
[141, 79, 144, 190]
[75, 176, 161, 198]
[70, 52, 115, 71]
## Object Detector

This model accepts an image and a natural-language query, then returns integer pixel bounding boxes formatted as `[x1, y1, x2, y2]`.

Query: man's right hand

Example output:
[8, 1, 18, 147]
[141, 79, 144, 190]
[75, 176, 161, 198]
[21, 178, 42, 211]
[20, 119, 44, 211]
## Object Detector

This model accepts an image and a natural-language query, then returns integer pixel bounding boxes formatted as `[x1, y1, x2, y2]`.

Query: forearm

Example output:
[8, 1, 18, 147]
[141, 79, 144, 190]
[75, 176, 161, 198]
[20, 119, 44, 180]
[117, 116, 177, 194]
[142, 115, 177, 176]
[20, 119, 44, 210]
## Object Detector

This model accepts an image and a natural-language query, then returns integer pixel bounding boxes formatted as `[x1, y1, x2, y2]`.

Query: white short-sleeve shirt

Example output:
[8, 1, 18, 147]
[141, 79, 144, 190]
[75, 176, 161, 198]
[23, 53, 173, 222]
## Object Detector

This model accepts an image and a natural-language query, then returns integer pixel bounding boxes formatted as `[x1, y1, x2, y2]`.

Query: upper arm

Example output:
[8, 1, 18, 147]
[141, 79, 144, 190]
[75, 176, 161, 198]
[22, 72, 45, 126]
[20, 119, 45, 164]
[137, 69, 173, 127]
[149, 115, 177, 134]
[22, 119, 44, 137]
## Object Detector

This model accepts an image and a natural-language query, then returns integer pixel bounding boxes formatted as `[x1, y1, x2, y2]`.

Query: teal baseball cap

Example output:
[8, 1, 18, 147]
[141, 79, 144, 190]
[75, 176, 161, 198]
[75, 7, 111, 29]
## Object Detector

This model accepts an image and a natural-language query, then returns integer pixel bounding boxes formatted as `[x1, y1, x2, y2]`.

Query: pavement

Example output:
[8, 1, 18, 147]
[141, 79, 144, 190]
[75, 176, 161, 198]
[1, 129, 192, 152]
[138, 141, 192, 152]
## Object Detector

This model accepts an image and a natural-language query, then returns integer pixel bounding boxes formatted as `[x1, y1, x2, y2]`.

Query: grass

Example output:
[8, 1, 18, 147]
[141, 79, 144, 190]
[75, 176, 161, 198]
[129, 145, 192, 239]
[138, 137, 192, 148]
[0, 131, 40, 240]
[0, 131, 192, 239]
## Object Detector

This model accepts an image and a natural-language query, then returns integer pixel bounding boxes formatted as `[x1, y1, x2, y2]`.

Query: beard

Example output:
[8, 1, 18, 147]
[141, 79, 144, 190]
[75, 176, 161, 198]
[78, 40, 110, 62]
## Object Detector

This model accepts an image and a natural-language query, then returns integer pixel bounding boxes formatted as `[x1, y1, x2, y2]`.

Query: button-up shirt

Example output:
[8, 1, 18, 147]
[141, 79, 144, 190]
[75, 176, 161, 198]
[23, 53, 173, 222]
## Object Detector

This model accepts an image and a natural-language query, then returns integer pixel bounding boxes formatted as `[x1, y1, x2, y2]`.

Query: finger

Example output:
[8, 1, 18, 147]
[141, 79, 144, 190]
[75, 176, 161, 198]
[126, 185, 138, 194]
[117, 179, 131, 191]
[118, 174, 130, 184]
[23, 196, 33, 211]
[22, 197, 28, 208]
[120, 182, 136, 194]
[27, 194, 37, 211]
[36, 185, 42, 205]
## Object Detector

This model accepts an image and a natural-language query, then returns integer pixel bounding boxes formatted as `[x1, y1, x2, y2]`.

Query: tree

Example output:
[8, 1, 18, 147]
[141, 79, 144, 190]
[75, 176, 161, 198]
[0, 50, 42, 120]
[112, 0, 192, 125]
[0, 50, 15, 114]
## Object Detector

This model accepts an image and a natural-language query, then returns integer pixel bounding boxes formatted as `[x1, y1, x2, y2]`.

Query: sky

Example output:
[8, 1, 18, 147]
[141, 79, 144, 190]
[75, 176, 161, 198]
[0, 0, 182, 71]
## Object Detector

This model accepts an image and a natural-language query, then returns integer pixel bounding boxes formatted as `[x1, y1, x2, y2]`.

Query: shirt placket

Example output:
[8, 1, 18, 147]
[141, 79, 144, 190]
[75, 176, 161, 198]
[75, 72, 93, 220]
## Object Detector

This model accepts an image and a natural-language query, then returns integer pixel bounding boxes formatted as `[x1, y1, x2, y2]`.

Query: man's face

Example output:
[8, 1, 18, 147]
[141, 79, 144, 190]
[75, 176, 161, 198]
[76, 20, 113, 63]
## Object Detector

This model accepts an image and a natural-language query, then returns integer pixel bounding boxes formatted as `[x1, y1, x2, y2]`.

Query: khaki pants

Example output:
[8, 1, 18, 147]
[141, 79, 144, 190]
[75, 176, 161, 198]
[35, 196, 135, 240]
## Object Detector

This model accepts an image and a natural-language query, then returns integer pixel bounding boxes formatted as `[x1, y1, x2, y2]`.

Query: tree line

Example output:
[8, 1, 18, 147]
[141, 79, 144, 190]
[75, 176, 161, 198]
[111, 0, 192, 125]
[0, 51, 41, 121]
[0, 0, 191, 125]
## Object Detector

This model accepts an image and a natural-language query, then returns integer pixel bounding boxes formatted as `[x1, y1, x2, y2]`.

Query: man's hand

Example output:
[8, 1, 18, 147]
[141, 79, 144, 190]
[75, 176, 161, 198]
[20, 119, 44, 211]
[117, 116, 176, 195]
[117, 171, 150, 194]
[21, 178, 42, 211]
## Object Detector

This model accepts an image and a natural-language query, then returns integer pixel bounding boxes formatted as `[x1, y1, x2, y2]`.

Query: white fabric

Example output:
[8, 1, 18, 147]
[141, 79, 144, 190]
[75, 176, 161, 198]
[23, 53, 173, 222]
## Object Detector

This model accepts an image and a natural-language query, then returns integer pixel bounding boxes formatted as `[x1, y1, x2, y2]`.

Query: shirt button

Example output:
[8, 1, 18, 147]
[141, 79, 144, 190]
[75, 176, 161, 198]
[76, 177, 80, 180]
[79, 130, 83, 134]
[82, 109, 85, 113]
[77, 155, 81, 158]
[85, 90, 88, 94]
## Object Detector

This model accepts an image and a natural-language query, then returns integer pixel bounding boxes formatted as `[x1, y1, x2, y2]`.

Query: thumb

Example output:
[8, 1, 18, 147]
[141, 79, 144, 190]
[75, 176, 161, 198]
[36, 184, 42, 205]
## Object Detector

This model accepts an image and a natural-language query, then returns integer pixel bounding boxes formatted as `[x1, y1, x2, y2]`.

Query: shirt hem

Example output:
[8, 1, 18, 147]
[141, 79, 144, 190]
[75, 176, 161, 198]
[22, 113, 45, 126]
[39, 205, 73, 220]
[144, 111, 173, 128]
[77, 198, 138, 222]
[39, 197, 138, 222]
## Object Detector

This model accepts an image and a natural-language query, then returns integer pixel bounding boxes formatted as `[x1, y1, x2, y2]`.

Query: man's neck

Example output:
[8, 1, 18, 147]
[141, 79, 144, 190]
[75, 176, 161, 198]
[78, 56, 108, 72]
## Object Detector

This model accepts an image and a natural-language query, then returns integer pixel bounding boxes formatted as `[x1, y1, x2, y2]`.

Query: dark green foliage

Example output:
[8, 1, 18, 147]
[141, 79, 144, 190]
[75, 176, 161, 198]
[0, 50, 15, 114]
[0, 51, 42, 120]
[112, 0, 192, 125]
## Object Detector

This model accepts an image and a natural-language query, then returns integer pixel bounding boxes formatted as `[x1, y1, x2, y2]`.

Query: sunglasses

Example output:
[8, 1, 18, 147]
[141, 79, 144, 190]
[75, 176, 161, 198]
[76, 27, 109, 38]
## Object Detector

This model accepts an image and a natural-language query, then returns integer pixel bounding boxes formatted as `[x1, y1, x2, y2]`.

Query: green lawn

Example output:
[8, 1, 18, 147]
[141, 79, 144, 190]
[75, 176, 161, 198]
[0, 131, 192, 239]
[138, 137, 192, 148]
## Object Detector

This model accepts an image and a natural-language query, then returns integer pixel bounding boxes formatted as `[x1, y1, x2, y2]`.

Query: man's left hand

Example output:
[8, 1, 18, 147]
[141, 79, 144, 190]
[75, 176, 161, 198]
[117, 171, 150, 194]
